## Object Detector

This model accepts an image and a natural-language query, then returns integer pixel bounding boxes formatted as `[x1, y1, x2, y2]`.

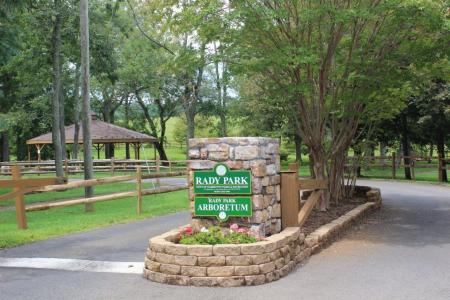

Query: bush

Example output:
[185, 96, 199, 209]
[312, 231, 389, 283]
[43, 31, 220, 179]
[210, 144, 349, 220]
[178, 225, 258, 245]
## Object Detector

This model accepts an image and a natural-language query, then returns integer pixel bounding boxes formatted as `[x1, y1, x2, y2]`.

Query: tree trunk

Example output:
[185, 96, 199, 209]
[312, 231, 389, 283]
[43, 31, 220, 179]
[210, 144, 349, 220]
[80, 0, 94, 211]
[380, 142, 387, 166]
[103, 102, 115, 159]
[73, 64, 81, 159]
[428, 143, 433, 163]
[437, 133, 447, 182]
[310, 150, 328, 211]
[214, 43, 227, 137]
[135, 92, 169, 162]
[59, 84, 66, 160]
[401, 135, 412, 180]
[185, 107, 195, 152]
[51, 0, 64, 177]
[294, 132, 302, 163]
[1, 131, 9, 161]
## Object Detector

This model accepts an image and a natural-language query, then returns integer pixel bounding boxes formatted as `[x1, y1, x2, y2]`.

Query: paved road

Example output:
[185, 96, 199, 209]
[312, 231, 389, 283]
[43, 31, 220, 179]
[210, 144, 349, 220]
[0, 180, 449, 300]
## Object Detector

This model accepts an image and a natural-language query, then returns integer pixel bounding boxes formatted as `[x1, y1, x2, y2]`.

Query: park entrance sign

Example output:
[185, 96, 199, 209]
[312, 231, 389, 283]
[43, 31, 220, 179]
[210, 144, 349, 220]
[194, 196, 252, 221]
[193, 163, 252, 221]
[193, 163, 251, 194]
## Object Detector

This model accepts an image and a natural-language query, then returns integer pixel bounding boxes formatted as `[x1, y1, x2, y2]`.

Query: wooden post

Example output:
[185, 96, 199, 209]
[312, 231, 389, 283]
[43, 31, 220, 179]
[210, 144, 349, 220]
[136, 166, 142, 214]
[11, 165, 27, 230]
[392, 152, 396, 179]
[288, 162, 298, 172]
[64, 159, 69, 179]
[111, 157, 115, 176]
[169, 161, 172, 173]
[438, 157, 443, 182]
[156, 156, 161, 186]
[281, 171, 299, 229]
[411, 158, 415, 180]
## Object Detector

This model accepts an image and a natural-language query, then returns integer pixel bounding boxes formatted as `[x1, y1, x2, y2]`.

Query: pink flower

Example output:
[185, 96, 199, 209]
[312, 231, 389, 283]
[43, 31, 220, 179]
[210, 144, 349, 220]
[230, 223, 239, 232]
[184, 226, 193, 236]
[237, 228, 247, 234]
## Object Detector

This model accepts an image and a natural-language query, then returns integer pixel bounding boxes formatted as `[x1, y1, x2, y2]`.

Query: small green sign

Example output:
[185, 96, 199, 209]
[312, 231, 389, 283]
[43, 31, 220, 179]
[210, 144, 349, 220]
[194, 196, 252, 221]
[193, 163, 251, 195]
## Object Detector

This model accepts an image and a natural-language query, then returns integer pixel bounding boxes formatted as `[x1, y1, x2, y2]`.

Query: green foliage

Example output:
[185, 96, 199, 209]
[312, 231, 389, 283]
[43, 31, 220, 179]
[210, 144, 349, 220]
[179, 226, 257, 245]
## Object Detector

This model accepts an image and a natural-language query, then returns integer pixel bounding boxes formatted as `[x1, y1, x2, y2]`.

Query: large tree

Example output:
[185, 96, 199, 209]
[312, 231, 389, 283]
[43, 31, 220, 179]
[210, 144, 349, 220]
[80, 0, 94, 211]
[231, 0, 447, 209]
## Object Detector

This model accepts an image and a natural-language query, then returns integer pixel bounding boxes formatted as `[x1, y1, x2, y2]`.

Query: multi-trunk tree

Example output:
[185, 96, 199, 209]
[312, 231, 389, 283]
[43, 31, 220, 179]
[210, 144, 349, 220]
[231, 0, 447, 209]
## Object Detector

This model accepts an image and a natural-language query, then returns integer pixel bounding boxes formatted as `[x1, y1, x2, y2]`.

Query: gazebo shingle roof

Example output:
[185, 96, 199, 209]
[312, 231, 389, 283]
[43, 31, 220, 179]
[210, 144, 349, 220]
[27, 118, 157, 145]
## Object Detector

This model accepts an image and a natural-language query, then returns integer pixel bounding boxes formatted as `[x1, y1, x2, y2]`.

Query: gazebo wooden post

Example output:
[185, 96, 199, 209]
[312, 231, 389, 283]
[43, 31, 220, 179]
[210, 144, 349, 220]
[27, 145, 31, 161]
[125, 142, 130, 159]
[137, 143, 141, 160]
[35, 144, 43, 162]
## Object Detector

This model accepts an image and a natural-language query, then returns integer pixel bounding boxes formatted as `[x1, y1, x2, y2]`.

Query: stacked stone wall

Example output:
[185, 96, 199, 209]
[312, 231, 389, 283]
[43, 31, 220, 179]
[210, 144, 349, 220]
[144, 187, 383, 286]
[188, 137, 281, 236]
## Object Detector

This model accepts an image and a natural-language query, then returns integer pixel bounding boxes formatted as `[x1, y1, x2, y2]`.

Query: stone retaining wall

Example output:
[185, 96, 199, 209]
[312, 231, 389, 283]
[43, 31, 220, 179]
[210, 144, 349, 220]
[144, 187, 382, 286]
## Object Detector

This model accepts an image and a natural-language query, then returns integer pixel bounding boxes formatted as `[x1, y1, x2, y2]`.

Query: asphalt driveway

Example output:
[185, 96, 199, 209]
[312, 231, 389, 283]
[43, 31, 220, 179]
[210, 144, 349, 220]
[0, 180, 449, 300]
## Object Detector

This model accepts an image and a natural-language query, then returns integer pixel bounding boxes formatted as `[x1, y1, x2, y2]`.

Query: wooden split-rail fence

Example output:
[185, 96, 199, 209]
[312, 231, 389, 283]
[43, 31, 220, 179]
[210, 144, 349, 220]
[0, 158, 188, 176]
[0, 165, 187, 230]
[280, 163, 328, 229]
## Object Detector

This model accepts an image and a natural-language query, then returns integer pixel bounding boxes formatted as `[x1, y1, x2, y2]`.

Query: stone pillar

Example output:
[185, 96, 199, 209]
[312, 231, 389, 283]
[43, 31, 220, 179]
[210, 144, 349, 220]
[188, 137, 281, 236]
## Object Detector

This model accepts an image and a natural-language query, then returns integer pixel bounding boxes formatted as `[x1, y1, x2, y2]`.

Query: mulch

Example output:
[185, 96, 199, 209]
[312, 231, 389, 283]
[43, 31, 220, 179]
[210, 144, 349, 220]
[301, 196, 367, 236]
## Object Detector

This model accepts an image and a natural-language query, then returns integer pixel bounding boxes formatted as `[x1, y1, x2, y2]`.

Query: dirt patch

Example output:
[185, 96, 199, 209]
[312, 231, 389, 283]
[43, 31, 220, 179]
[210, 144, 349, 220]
[301, 196, 367, 236]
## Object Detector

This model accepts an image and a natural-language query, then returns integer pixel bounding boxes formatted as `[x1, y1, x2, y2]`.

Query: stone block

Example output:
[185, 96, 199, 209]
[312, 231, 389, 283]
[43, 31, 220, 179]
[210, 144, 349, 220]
[234, 265, 260, 276]
[174, 255, 197, 266]
[209, 151, 229, 161]
[259, 262, 276, 274]
[207, 266, 235, 277]
[245, 275, 266, 286]
[180, 266, 207, 277]
[155, 252, 175, 264]
[250, 160, 267, 177]
[234, 146, 260, 160]
[145, 260, 161, 272]
[252, 195, 265, 210]
[241, 243, 266, 255]
[213, 245, 241, 256]
[188, 149, 200, 159]
[266, 164, 277, 175]
[226, 255, 252, 266]
[160, 263, 181, 275]
[164, 244, 187, 256]
[217, 276, 245, 287]
[190, 277, 219, 287]
[186, 245, 213, 256]
[165, 274, 190, 286]
[145, 270, 167, 283]
[198, 256, 226, 267]
[251, 253, 271, 264]
[189, 160, 215, 170]
[272, 204, 281, 218]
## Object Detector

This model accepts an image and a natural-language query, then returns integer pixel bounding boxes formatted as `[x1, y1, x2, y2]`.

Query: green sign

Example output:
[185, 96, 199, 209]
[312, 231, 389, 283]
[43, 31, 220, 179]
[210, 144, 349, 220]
[193, 163, 251, 195]
[194, 196, 252, 221]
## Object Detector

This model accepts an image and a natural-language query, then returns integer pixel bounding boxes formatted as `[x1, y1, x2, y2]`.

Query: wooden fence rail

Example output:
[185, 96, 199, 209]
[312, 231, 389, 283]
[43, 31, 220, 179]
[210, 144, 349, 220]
[280, 163, 329, 229]
[0, 165, 188, 230]
[0, 158, 188, 176]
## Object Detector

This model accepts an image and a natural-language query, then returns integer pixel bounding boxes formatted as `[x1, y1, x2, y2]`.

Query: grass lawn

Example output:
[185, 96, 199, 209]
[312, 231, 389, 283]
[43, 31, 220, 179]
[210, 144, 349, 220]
[0, 189, 188, 249]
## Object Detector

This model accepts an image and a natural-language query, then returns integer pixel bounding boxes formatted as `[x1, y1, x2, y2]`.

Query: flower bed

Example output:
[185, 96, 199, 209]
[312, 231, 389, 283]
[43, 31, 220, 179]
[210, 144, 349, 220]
[178, 224, 259, 245]
[143, 186, 382, 287]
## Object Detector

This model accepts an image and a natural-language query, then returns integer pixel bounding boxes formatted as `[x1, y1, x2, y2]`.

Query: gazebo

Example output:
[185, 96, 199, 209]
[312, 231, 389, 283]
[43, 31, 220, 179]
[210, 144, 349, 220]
[26, 114, 157, 161]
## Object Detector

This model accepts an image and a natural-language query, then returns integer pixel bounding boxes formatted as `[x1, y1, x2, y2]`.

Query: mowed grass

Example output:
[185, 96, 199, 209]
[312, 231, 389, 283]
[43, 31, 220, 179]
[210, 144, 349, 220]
[0, 189, 188, 249]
